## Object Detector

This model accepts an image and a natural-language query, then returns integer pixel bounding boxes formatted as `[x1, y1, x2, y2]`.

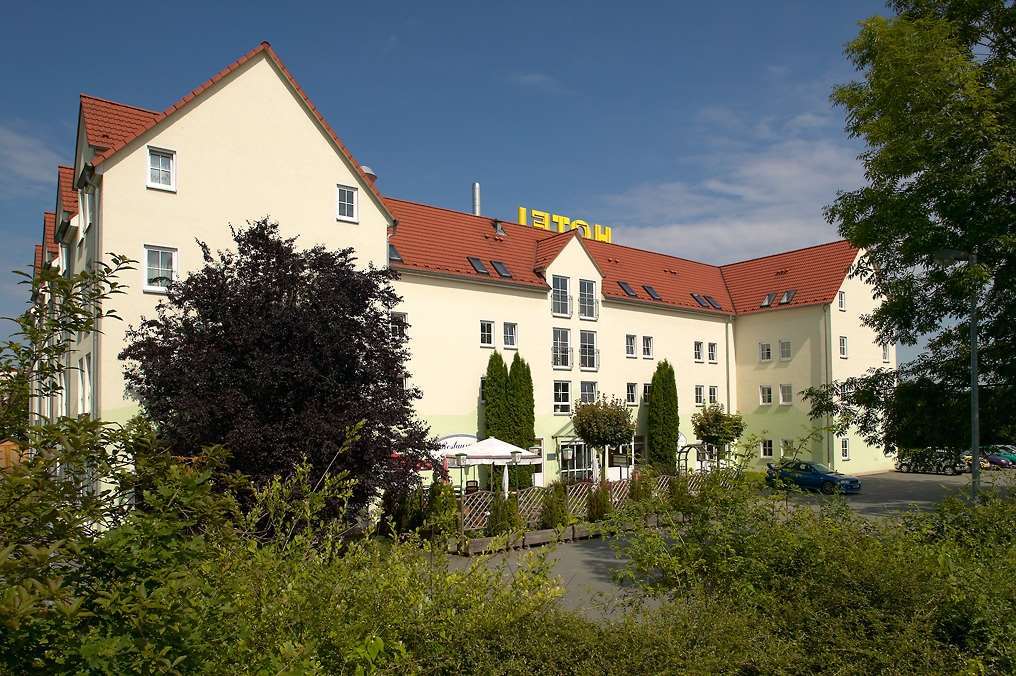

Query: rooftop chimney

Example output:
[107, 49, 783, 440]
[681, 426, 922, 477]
[361, 165, 378, 185]
[472, 182, 481, 216]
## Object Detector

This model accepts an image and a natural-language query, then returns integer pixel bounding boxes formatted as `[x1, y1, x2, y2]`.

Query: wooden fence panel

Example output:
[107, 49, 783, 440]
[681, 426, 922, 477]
[516, 486, 545, 527]
[460, 491, 493, 531]
[609, 479, 630, 506]
[565, 482, 591, 519]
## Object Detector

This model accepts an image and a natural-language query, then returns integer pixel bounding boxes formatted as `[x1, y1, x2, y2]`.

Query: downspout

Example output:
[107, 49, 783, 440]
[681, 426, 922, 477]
[724, 313, 733, 412]
[823, 304, 833, 466]
[92, 182, 102, 421]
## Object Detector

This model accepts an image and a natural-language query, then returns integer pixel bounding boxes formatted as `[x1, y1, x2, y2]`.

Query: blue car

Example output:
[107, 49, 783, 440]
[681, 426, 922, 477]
[766, 460, 862, 494]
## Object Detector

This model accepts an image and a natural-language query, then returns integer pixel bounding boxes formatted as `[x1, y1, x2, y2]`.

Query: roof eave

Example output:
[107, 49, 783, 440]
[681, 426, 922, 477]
[393, 265, 550, 293]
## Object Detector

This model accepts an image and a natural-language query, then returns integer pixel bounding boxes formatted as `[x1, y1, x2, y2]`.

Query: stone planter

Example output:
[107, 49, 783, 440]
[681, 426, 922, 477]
[523, 527, 561, 547]
[572, 523, 591, 540]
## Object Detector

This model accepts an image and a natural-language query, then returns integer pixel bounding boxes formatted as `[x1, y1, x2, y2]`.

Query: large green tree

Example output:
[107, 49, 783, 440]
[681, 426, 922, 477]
[481, 351, 510, 440]
[507, 353, 535, 449]
[646, 360, 680, 467]
[805, 1, 1016, 449]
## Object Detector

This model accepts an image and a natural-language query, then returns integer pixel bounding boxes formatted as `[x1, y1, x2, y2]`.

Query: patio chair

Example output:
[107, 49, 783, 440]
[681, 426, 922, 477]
[465, 480, 479, 494]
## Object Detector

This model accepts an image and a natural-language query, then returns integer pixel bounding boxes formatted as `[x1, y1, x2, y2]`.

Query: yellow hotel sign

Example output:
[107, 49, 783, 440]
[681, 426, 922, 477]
[516, 207, 614, 243]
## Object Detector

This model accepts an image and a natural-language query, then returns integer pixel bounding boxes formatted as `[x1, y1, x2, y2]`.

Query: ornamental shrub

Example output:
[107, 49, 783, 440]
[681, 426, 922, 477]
[587, 481, 613, 522]
[539, 481, 572, 529]
[647, 360, 680, 468]
[628, 470, 656, 504]
[486, 491, 523, 536]
[482, 351, 510, 440]
[423, 480, 458, 538]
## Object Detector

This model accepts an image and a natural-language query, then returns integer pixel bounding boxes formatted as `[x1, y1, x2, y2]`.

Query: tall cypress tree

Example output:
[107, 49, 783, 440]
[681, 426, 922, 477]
[482, 351, 509, 440]
[647, 359, 680, 467]
[507, 353, 535, 448]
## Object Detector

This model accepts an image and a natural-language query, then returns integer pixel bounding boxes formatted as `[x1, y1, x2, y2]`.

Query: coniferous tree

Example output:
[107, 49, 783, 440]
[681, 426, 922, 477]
[482, 351, 509, 440]
[507, 353, 535, 449]
[647, 360, 680, 468]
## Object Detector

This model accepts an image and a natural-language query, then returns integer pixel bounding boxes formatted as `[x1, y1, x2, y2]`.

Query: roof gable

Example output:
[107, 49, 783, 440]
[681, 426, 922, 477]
[80, 42, 387, 217]
[41, 212, 58, 260]
[720, 240, 858, 315]
[57, 166, 77, 218]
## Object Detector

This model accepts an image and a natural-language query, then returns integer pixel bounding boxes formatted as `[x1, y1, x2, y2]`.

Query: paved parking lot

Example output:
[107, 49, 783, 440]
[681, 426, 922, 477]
[451, 470, 1013, 618]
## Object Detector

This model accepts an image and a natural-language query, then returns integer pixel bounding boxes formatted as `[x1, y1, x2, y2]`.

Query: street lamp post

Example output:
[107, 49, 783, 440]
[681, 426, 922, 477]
[936, 248, 980, 501]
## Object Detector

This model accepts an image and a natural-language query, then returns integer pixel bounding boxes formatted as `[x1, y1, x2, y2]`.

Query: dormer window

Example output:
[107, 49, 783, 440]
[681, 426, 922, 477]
[618, 281, 637, 297]
[704, 295, 722, 310]
[690, 293, 709, 308]
[147, 147, 176, 192]
[643, 285, 661, 300]
[388, 243, 403, 262]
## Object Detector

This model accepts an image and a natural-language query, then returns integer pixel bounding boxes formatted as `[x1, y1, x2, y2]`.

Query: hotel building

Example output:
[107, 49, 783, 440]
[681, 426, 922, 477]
[29, 43, 895, 483]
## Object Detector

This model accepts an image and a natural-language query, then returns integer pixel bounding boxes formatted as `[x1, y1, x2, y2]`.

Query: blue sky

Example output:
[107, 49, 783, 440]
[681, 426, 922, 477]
[1, 0, 890, 333]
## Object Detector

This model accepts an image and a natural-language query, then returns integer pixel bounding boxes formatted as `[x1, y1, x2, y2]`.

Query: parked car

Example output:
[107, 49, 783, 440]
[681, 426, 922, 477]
[985, 453, 1013, 470]
[765, 460, 862, 494]
[895, 448, 965, 475]
[984, 445, 1016, 464]
[962, 454, 993, 471]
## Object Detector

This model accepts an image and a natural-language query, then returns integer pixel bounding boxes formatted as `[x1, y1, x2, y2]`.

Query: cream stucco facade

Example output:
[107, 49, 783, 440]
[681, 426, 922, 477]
[36, 44, 895, 489]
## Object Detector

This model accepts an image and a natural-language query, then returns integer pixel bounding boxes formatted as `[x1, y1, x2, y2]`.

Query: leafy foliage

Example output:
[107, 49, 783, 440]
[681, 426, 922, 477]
[818, 1, 1016, 446]
[690, 405, 745, 449]
[481, 351, 510, 440]
[506, 352, 535, 449]
[647, 360, 680, 467]
[485, 490, 523, 536]
[627, 469, 656, 503]
[119, 219, 436, 511]
[586, 480, 613, 522]
[538, 480, 572, 529]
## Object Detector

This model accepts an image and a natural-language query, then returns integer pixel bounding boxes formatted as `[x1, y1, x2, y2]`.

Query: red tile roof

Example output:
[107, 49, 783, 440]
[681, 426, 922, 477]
[386, 197, 549, 289]
[582, 238, 733, 314]
[720, 240, 858, 315]
[57, 166, 77, 218]
[386, 196, 856, 316]
[33, 245, 43, 276]
[42, 212, 58, 260]
[79, 95, 160, 152]
[80, 42, 387, 216]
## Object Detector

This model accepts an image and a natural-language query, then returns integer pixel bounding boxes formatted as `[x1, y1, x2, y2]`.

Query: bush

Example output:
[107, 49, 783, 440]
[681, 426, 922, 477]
[486, 491, 523, 536]
[587, 481, 613, 522]
[628, 470, 656, 503]
[539, 481, 571, 529]
[423, 480, 458, 538]
[382, 485, 425, 534]
[666, 474, 695, 513]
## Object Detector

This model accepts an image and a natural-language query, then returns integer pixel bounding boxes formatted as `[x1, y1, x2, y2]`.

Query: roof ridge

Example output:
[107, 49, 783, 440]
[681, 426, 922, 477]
[721, 238, 852, 268]
[79, 93, 161, 115]
[57, 164, 74, 170]
[579, 231, 723, 269]
[383, 195, 551, 239]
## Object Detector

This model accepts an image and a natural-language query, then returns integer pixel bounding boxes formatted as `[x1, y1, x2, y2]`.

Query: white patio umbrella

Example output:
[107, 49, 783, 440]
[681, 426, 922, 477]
[501, 464, 509, 496]
[590, 448, 600, 482]
[437, 437, 541, 466]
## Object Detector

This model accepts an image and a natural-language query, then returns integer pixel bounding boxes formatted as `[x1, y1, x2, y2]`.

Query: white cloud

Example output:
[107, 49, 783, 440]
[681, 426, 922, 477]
[604, 136, 864, 264]
[508, 72, 571, 95]
[0, 124, 63, 198]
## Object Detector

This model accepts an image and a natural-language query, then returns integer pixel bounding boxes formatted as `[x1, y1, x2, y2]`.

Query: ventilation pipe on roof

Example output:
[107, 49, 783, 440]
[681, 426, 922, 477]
[472, 182, 481, 216]
[361, 165, 378, 185]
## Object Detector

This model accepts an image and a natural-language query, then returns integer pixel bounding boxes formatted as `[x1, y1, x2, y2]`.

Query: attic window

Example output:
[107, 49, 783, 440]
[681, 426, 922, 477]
[618, 281, 638, 297]
[779, 289, 797, 305]
[643, 285, 662, 300]
[491, 260, 512, 278]
[388, 243, 403, 262]
[467, 256, 490, 275]
[704, 295, 723, 310]
[690, 293, 710, 308]
[760, 292, 776, 308]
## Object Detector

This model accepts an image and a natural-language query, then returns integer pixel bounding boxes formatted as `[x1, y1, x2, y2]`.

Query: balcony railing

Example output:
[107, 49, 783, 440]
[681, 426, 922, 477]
[578, 297, 599, 320]
[551, 294, 573, 317]
[552, 347, 573, 368]
[579, 347, 599, 370]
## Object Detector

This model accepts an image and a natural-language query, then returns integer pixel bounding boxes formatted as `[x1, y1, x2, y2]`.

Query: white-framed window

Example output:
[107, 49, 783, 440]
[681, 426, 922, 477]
[551, 275, 571, 316]
[838, 290, 846, 311]
[708, 385, 718, 405]
[759, 342, 772, 362]
[694, 385, 704, 406]
[708, 342, 717, 363]
[642, 383, 651, 401]
[882, 344, 891, 363]
[779, 339, 792, 361]
[840, 436, 850, 460]
[504, 322, 518, 349]
[578, 279, 597, 319]
[760, 439, 774, 458]
[143, 245, 177, 293]
[553, 327, 571, 368]
[336, 184, 358, 222]
[625, 334, 637, 358]
[580, 330, 598, 370]
[642, 335, 654, 359]
[779, 384, 793, 405]
[839, 336, 848, 358]
[480, 320, 494, 347]
[559, 441, 592, 481]
[693, 341, 703, 362]
[625, 382, 637, 406]
[760, 385, 773, 405]
[147, 147, 175, 191]
[580, 381, 597, 403]
[85, 189, 98, 229]
[553, 380, 571, 414]
[390, 312, 408, 340]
